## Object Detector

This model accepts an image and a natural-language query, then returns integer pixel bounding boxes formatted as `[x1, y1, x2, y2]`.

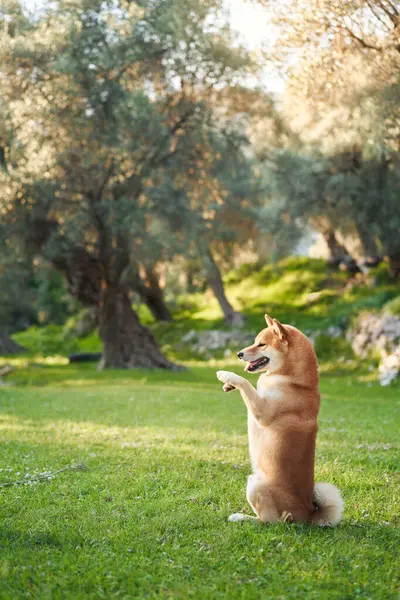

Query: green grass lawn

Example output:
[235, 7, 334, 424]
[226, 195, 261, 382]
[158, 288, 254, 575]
[0, 365, 399, 599]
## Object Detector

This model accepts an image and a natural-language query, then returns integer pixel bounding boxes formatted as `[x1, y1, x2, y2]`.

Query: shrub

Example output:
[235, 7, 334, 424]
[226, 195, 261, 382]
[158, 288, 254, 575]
[384, 296, 400, 316]
[313, 333, 354, 362]
[13, 325, 79, 356]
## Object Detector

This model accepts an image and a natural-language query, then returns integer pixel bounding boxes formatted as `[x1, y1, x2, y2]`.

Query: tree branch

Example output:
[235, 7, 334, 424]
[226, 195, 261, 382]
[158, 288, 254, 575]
[0, 147, 9, 174]
[95, 159, 114, 202]
[86, 190, 110, 278]
[344, 27, 383, 50]
[366, 0, 393, 30]
[145, 106, 197, 171]
[376, 0, 399, 24]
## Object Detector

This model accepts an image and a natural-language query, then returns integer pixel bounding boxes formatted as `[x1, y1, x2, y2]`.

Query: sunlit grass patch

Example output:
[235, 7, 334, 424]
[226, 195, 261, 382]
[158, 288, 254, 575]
[0, 355, 69, 368]
[0, 366, 399, 598]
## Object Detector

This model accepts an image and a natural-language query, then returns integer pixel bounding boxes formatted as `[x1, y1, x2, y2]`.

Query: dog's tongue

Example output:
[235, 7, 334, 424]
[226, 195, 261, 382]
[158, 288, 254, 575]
[245, 357, 265, 372]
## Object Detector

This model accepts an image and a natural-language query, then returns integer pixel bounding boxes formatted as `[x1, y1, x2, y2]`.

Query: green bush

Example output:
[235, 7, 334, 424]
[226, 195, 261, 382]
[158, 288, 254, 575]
[13, 325, 79, 356]
[313, 333, 354, 362]
[77, 332, 102, 353]
[384, 295, 400, 316]
[279, 256, 327, 273]
[224, 261, 264, 284]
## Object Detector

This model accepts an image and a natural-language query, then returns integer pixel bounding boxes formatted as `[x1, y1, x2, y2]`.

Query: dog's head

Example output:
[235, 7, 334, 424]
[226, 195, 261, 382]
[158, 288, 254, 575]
[237, 314, 290, 374]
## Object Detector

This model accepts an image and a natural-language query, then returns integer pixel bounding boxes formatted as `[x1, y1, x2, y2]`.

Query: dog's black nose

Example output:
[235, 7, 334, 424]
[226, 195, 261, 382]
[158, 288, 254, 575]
[237, 352, 244, 359]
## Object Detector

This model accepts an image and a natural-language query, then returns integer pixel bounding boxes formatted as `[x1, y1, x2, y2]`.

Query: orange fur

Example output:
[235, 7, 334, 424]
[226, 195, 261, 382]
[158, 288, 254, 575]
[216, 315, 343, 526]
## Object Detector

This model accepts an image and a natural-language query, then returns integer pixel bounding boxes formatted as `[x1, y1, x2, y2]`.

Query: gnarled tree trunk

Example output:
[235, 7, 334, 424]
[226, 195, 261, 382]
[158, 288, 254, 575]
[52, 246, 103, 307]
[141, 283, 172, 322]
[203, 248, 244, 327]
[322, 229, 351, 264]
[387, 251, 400, 280]
[129, 264, 172, 322]
[0, 333, 26, 355]
[312, 218, 352, 264]
[354, 222, 380, 262]
[98, 283, 180, 370]
[29, 218, 179, 369]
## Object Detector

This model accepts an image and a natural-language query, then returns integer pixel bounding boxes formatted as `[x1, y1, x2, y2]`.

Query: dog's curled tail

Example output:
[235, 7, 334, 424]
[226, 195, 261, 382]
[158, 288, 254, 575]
[310, 482, 344, 526]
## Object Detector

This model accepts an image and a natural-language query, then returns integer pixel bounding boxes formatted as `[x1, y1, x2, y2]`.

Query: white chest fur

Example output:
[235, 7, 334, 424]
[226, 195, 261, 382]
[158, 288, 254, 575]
[256, 374, 290, 400]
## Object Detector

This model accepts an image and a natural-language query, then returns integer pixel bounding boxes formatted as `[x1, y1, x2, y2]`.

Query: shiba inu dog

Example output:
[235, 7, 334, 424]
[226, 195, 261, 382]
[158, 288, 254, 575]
[216, 314, 343, 526]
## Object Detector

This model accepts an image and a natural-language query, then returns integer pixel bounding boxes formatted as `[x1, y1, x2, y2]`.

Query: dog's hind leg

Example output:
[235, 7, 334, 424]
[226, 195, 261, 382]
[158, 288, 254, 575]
[246, 473, 281, 523]
[228, 474, 281, 524]
[228, 474, 262, 523]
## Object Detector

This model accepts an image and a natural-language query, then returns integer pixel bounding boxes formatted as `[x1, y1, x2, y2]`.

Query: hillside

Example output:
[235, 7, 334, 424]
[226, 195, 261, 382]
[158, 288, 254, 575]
[6, 258, 398, 378]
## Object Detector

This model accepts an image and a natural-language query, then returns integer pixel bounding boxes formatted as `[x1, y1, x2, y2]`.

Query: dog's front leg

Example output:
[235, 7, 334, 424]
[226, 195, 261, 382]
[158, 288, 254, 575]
[216, 371, 267, 424]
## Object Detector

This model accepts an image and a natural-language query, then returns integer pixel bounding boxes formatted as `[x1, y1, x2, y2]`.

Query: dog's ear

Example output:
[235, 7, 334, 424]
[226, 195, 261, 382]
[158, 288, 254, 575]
[264, 314, 274, 328]
[272, 318, 287, 342]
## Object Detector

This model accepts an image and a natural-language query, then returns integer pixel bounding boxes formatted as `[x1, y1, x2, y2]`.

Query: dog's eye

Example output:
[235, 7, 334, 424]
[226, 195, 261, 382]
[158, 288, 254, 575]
[257, 343, 264, 347]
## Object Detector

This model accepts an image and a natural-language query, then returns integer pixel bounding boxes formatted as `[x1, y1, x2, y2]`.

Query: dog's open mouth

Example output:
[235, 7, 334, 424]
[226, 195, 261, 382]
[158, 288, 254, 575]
[245, 357, 270, 372]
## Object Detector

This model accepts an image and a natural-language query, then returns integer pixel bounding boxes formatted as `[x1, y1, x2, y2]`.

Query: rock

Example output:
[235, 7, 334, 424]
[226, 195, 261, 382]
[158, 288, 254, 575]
[378, 350, 400, 386]
[307, 326, 343, 346]
[0, 365, 13, 377]
[305, 291, 323, 305]
[177, 328, 253, 355]
[0, 364, 14, 386]
[348, 312, 400, 385]
[181, 330, 198, 344]
[306, 332, 318, 346]
[197, 331, 232, 350]
[325, 326, 343, 339]
[348, 313, 400, 358]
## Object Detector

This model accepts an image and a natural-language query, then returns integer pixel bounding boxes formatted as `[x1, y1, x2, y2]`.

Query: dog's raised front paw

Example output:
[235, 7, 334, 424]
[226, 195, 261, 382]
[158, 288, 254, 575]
[223, 383, 236, 393]
[216, 371, 244, 388]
